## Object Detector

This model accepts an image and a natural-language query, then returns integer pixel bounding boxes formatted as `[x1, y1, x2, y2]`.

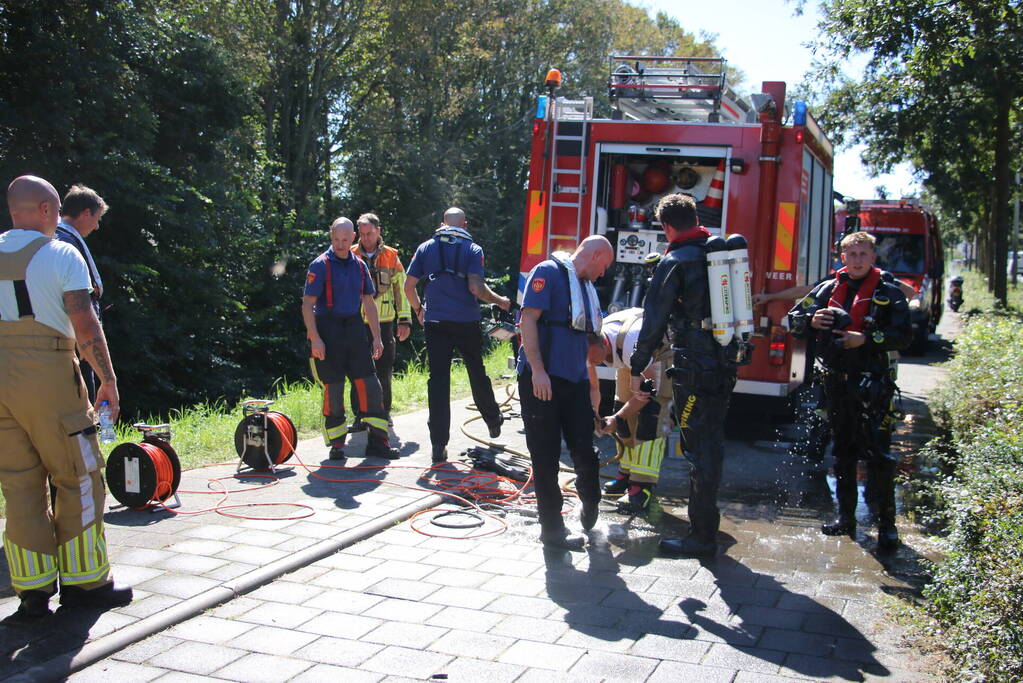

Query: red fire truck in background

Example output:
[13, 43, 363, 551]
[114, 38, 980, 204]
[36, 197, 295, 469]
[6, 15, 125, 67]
[518, 56, 836, 400]
[834, 199, 944, 355]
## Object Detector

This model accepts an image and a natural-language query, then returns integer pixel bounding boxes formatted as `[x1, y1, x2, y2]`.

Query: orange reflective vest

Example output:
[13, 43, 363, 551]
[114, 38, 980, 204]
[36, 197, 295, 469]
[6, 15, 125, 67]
[352, 239, 411, 324]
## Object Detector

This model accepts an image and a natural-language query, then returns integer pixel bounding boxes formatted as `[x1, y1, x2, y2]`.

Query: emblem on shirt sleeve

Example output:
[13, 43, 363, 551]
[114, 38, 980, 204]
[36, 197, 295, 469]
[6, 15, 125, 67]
[306, 272, 316, 285]
[531, 277, 546, 293]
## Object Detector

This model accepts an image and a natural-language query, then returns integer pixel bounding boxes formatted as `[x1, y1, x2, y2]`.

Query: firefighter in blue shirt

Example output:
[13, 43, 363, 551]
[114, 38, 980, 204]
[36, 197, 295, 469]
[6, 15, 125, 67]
[55, 184, 107, 402]
[303, 218, 399, 462]
[517, 236, 614, 550]
[404, 207, 510, 463]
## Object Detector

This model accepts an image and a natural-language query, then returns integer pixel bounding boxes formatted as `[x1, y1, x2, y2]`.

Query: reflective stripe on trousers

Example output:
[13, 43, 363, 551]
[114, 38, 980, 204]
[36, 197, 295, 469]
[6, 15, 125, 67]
[58, 520, 111, 585]
[3, 533, 58, 591]
[619, 437, 666, 482]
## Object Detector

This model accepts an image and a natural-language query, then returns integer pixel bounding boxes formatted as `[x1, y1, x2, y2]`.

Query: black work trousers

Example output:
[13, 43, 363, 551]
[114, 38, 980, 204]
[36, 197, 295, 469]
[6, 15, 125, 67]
[351, 321, 395, 414]
[425, 320, 501, 449]
[824, 375, 896, 527]
[518, 370, 600, 533]
[311, 315, 389, 446]
[672, 349, 737, 544]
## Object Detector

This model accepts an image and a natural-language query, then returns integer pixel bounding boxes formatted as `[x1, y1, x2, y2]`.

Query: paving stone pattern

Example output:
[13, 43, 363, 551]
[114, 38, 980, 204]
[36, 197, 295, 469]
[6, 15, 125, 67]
[0, 380, 943, 681]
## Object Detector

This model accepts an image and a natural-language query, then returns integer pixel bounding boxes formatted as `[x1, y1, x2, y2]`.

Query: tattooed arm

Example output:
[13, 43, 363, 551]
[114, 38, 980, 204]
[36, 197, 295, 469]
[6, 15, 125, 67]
[467, 274, 511, 310]
[64, 289, 119, 420]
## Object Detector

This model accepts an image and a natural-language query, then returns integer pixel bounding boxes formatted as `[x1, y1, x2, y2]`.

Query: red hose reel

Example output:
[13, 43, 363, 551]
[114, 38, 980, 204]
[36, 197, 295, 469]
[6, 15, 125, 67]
[107, 424, 182, 510]
[234, 400, 297, 472]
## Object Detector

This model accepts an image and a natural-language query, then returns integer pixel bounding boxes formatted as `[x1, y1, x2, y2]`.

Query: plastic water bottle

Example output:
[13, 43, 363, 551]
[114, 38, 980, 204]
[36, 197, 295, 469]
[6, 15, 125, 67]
[98, 401, 116, 444]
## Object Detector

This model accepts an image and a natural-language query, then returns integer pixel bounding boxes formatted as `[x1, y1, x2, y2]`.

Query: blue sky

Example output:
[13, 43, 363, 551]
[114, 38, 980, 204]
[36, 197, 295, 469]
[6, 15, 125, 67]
[637, 0, 919, 200]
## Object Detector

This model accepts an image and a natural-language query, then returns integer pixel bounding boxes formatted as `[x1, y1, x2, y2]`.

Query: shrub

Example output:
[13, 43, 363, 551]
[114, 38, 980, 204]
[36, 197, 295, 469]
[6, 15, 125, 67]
[925, 312, 1023, 680]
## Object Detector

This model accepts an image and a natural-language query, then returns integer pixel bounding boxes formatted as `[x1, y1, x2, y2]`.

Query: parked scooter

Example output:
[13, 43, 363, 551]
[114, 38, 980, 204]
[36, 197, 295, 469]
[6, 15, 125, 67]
[947, 276, 964, 312]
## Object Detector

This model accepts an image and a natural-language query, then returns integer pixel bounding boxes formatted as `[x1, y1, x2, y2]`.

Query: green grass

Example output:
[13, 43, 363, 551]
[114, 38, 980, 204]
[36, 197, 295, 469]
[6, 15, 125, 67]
[960, 269, 1023, 312]
[0, 342, 515, 517]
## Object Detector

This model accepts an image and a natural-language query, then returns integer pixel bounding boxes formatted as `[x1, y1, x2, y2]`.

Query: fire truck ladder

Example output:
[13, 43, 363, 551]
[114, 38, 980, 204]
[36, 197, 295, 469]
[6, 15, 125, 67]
[547, 96, 593, 251]
[607, 55, 751, 124]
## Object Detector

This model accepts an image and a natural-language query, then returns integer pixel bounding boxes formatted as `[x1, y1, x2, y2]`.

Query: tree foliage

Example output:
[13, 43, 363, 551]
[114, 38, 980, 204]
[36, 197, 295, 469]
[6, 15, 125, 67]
[0, 0, 729, 416]
[806, 0, 1023, 305]
[0, 0, 268, 413]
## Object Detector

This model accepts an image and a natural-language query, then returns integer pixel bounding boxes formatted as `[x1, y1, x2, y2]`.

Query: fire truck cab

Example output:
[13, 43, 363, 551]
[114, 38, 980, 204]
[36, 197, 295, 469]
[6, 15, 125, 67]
[518, 56, 836, 399]
[835, 199, 944, 354]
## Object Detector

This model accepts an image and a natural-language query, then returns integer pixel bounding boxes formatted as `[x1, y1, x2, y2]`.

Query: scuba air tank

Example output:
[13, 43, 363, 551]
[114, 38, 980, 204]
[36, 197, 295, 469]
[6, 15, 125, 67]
[608, 267, 628, 313]
[610, 163, 627, 210]
[705, 237, 734, 346]
[726, 234, 754, 342]
[627, 264, 644, 308]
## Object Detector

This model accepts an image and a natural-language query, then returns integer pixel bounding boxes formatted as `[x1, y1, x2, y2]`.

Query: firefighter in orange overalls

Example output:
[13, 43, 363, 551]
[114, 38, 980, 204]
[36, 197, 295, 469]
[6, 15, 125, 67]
[348, 213, 411, 430]
[0, 176, 132, 619]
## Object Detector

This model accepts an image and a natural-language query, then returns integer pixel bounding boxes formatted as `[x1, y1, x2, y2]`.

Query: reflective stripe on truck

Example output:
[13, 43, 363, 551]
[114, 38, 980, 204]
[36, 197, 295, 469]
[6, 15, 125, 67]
[773, 201, 796, 271]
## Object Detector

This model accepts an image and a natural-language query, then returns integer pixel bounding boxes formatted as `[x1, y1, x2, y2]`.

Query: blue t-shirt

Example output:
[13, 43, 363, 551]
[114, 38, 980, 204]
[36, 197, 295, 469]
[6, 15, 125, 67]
[406, 228, 485, 322]
[515, 259, 590, 384]
[304, 249, 376, 317]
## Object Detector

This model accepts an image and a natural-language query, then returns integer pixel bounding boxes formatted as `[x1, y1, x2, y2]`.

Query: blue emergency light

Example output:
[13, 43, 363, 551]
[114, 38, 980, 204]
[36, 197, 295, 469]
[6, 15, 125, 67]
[793, 101, 807, 126]
[536, 95, 549, 119]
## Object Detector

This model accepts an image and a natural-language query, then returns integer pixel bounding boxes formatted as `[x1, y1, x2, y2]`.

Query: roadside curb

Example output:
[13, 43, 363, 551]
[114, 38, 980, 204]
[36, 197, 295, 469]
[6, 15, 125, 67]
[8, 492, 445, 682]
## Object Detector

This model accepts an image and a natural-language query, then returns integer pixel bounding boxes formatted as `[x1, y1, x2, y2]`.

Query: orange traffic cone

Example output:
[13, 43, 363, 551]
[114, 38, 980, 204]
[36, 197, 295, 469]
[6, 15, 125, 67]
[703, 160, 725, 209]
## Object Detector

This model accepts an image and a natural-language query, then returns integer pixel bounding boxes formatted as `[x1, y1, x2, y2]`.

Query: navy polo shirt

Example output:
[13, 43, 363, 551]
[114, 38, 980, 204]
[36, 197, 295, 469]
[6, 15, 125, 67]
[406, 228, 485, 322]
[516, 259, 590, 384]
[304, 249, 376, 317]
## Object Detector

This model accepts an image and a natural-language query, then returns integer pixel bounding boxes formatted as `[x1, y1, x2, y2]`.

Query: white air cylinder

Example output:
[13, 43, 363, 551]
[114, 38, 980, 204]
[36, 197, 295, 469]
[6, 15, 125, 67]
[705, 237, 734, 346]
[726, 234, 754, 342]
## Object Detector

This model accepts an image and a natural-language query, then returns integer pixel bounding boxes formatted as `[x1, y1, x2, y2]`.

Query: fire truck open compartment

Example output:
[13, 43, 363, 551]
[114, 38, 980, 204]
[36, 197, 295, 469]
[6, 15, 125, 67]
[590, 145, 731, 313]
[519, 55, 836, 399]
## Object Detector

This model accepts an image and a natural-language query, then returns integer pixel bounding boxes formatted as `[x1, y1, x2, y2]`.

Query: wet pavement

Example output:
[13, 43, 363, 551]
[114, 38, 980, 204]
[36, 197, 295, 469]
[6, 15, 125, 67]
[0, 317, 956, 681]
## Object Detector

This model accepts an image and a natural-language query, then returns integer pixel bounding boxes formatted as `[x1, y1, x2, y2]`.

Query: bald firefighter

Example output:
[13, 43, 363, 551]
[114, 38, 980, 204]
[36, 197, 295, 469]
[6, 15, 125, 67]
[0, 175, 132, 619]
[348, 212, 411, 430]
[303, 218, 399, 462]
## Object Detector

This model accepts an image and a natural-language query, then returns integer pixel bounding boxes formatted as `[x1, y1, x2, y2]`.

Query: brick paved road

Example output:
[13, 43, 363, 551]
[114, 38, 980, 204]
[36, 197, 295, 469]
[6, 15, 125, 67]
[0, 320, 953, 681]
[60, 505, 938, 682]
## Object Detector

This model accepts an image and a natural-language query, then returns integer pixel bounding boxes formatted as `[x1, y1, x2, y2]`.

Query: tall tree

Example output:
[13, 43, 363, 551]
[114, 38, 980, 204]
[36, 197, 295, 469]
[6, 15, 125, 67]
[808, 0, 1023, 306]
[0, 0, 267, 415]
[177, 0, 379, 220]
[338, 0, 733, 284]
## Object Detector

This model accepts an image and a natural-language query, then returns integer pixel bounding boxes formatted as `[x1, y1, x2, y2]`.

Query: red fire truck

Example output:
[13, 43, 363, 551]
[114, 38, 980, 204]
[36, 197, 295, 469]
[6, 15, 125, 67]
[518, 56, 836, 399]
[834, 199, 944, 354]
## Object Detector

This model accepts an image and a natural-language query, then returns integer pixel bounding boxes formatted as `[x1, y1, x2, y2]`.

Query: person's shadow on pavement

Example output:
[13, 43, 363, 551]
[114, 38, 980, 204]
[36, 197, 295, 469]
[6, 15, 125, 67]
[542, 534, 689, 641]
[679, 554, 891, 681]
[0, 601, 102, 679]
[300, 456, 388, 510]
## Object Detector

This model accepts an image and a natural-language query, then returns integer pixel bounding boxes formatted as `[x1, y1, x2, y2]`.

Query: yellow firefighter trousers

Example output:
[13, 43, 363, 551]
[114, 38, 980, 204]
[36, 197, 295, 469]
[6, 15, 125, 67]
[0, 256, 111, 594]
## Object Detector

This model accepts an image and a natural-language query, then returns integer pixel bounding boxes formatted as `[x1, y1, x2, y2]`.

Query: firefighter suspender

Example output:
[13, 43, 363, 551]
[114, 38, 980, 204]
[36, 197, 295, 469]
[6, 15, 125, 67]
[0, 237, 49, 320]
[320, 252, 369, 313]
[13, 281, 32, 318]
[429, 227, 474, 281]
[322, 254, 334, 310]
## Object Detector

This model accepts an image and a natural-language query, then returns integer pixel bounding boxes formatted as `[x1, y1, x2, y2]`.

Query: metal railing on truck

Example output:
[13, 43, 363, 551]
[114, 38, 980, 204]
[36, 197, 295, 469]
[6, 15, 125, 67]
[607, 55, 752, 124]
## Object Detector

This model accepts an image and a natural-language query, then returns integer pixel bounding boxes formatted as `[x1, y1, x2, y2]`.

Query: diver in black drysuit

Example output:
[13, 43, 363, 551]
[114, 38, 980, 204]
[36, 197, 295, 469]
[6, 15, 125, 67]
[631, 194, 738, 557]
[789, 261, 911, 550]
